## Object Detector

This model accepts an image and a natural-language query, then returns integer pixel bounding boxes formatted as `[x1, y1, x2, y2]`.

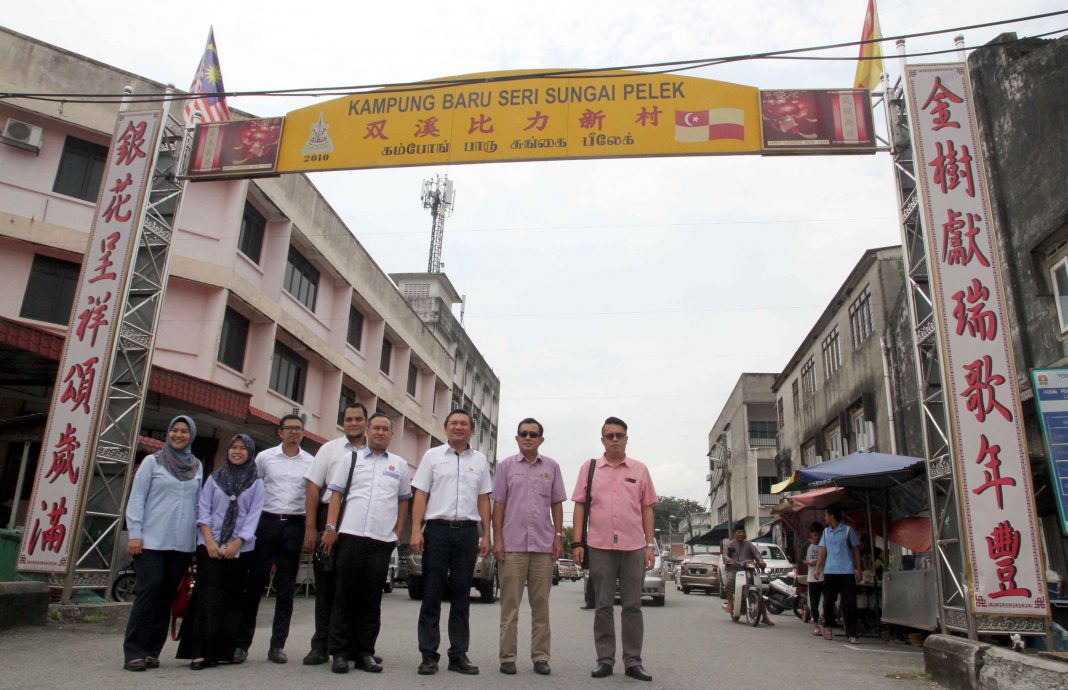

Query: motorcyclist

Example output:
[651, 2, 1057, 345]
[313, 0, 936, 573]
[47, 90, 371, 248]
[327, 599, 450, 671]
[721, 525, 775, 625]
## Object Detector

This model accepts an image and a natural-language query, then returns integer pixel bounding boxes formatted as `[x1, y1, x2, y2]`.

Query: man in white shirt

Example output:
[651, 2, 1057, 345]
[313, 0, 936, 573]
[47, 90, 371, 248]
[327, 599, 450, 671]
[409, 409, 493, 676]
[235, 414, 315, 665]
[320, 413, 411, 674]
[300, 401, 367, 665]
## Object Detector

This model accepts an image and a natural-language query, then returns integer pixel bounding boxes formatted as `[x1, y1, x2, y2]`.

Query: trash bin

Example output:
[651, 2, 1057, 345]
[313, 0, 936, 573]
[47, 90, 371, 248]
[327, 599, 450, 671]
[0, 528, 23, 582]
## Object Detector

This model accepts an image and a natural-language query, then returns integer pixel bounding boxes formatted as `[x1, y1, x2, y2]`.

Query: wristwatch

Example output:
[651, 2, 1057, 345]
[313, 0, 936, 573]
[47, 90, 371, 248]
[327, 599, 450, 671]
[646, 543, 656, 548]
[324, 524, 337, 532]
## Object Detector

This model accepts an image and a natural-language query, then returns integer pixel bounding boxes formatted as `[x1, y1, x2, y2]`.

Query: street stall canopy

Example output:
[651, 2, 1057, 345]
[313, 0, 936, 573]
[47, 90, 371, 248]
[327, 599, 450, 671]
[771, 451, 925, 493]
[686, 520, 731, 546]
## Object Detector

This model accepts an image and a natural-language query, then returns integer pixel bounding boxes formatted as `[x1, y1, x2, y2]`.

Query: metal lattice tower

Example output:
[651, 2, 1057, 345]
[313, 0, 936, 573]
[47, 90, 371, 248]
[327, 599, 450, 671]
[56, 96, 193, 602]
[422, 175, 456, 273]
[882, 56, 974, 636]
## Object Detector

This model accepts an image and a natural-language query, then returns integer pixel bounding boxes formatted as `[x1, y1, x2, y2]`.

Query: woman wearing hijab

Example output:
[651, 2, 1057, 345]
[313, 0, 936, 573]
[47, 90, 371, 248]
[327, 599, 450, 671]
[177, 434, 264, 669]
[122, 416, 203, 672]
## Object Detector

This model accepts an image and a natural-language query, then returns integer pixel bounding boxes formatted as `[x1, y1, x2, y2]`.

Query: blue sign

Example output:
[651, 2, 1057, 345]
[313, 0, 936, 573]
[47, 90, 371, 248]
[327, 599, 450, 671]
[1031, 368, 1068, 536]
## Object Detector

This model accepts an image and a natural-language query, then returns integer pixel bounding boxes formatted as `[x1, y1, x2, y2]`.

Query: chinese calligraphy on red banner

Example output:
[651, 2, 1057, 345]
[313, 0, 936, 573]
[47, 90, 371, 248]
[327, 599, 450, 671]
[17, 110, 161, 574]
[906, 64, 1045, 616]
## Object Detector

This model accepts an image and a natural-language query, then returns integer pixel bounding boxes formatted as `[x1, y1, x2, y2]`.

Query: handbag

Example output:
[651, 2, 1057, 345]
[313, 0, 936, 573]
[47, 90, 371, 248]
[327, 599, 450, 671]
[314, 450, 359, 572]
[169, 565, 195, 641]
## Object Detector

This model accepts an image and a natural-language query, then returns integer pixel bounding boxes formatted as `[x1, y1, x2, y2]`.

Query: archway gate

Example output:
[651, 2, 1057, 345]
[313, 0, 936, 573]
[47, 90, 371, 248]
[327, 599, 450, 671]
[16, 61, 1049, 638]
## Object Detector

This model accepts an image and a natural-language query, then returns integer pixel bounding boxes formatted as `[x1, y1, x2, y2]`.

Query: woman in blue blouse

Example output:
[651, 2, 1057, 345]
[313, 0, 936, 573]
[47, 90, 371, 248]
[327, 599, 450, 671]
[177, 434, 264, 669]
[122, 416, 202, 672]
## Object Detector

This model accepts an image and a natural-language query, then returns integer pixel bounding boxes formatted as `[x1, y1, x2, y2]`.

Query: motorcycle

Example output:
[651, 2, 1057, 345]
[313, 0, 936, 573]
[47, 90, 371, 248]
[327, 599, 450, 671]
[726, 561, 767, 627]
[765, 570, 799, 616]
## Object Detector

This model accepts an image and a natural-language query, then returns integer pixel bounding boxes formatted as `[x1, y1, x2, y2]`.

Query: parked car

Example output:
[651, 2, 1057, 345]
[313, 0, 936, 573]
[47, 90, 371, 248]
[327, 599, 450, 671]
[679, 553, 721, 595]
[557, 558, 582, 581]
[641, 556, 666, 606]
[718, 541, 793, 598]
[384, 547, 398, 593]
[407, 549, 499, 602]
[553, 560, 561, 586]
[395, 543, 409, 586]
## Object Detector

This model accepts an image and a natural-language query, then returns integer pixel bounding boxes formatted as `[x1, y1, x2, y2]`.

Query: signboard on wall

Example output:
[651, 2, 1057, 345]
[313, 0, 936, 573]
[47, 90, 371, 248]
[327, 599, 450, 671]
[905, 62, 1046, 619]
[18, 109, 163, 573]
[187, 117, 283, 179]
[1031, 368, 1068, 536]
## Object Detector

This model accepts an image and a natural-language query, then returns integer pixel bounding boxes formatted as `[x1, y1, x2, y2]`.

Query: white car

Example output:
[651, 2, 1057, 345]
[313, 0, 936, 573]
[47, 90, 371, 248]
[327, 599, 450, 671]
[718, 542, 792, 598]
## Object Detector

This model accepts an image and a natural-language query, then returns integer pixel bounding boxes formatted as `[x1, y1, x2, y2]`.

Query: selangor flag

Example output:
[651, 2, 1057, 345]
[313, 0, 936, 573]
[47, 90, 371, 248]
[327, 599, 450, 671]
[854, 0, 884, 90]
[674, 109, 745, 142]
[183, 27, 230, 126]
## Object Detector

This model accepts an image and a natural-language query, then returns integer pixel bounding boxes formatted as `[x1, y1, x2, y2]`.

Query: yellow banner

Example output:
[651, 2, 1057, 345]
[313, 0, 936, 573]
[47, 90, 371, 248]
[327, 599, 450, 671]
[276, 70, 761, 172]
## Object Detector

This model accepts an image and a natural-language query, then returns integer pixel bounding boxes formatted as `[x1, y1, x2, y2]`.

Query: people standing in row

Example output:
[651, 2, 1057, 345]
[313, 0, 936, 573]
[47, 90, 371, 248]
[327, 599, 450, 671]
[814, 504, 862, 645]
[235, 414, 315, 665]
[492, 418, 566, 676]
[122, 416, 203, 672]
[301, 402, 368, 665]
[321, 413, 412, 674]
[409, 409, 493, 676]
[571, 417, 657, 682]
[804, 522, 825, 636]
[177, 434, 264, 669]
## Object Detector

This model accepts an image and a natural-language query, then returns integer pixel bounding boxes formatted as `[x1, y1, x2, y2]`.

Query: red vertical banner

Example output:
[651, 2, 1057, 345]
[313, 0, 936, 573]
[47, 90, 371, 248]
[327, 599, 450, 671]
[18, 110, 162, 573]
[905, 64, 1047, 618]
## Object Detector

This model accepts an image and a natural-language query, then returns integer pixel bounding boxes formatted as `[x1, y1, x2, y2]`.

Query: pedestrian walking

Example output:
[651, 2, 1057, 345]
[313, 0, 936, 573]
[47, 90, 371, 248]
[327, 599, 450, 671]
[814, 504, 862, 644]
[320, 413, 411, 674]
[300, 402, 367, 665]
[571, 416, 657, 682]
[409, 408, 492, 676]
[804, 522, 825, 636]
[492, 418, 566, 676]
[177, 434, 264, 669]
[235, 414, 314, 664]
[121, 415, 202, 672]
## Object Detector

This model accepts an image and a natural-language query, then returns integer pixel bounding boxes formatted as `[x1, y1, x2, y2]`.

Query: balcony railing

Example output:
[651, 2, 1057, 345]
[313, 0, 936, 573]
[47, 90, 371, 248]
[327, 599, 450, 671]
[749, 436, 777, 448]
[759, 493, 779, 506]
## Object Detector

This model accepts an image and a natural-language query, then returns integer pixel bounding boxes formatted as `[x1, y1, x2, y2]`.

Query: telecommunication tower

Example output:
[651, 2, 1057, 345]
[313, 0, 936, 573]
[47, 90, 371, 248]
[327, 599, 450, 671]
[421, 175, 456, 273]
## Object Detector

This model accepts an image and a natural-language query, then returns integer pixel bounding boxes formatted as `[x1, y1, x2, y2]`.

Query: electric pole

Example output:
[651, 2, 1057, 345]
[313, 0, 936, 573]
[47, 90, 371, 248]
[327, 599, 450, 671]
[421, 175, 456, 273]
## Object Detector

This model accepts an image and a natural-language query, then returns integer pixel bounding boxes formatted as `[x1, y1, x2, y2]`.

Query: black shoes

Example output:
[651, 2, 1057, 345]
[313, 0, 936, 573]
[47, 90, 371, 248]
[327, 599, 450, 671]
[580, 604, 596, 609]
[303, 649, 329, 665]
[500, 661, 517, 675]
[231, 648, 247, 664]
[533, 660, 551, 675]
[417, 657, 439, 675]
[355, 655, 383, 673]
[448, 655, 480, 675]
[591, 663, 613, 678]
[123, 659, 146, 672]
[143, 656, 160, 669]
[625, 665, 653, 681]
[331, 655, 349, 674]
[267, 647, 288, 664]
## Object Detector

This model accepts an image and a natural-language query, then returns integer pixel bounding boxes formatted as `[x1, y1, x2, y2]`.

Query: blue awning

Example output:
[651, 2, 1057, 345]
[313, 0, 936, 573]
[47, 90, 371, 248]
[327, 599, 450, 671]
[777, 451, 925, 492]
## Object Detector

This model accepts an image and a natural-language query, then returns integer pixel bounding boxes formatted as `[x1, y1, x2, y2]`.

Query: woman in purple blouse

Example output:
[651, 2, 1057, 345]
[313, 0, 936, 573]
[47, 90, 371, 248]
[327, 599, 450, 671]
[177, 434, 265, 669]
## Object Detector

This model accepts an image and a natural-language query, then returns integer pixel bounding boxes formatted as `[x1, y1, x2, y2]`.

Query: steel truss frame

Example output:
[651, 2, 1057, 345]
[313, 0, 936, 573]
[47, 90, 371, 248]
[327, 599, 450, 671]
[54, 103, 192, 602]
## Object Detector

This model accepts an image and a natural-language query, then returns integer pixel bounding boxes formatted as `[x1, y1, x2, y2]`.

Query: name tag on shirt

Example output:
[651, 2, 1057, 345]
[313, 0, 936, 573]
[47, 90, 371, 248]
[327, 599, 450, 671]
[382, 471, 400, 480]
[625, 478, 637, 483]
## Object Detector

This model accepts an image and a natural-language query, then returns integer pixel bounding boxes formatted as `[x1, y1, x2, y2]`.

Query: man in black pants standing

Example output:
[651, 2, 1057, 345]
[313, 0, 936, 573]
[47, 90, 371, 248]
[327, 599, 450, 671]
[409, 409, 493, 676]
[235, 414, 315, 664]
[300, 402, 367, 664]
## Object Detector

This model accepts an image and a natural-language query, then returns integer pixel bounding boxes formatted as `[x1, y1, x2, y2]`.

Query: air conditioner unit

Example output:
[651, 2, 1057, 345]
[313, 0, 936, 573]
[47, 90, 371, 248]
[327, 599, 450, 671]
[2, 118, 43, 153]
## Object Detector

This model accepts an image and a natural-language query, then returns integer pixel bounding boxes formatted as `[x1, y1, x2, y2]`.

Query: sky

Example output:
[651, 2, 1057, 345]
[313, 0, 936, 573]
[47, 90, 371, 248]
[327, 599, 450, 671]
[4, 1, 1065, 512]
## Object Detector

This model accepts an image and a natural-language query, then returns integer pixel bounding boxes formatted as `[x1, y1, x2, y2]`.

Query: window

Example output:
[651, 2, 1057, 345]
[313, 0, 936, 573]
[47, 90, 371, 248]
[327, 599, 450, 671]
[851, 406, 869, 451]
[791, 379, 800, 417]
[269, 341, 306, 403]
[800, 357, 817, 397]
[748, 420, 776, 447]
[53, 136, 108, 202]
[217, 307, 249, 371]
[821, 326, 842, 379]
[1052, 258, 1068, 333]
[849, 285, 875, 348]
[338, 385, 356, 426]
[380, 338, 393, 375]
[20, 255, 80, 324]
[238, 202, 266, 263]
[283, 246, 319, 311]
[824, 424, 842, 459]
[802, 441, 817, 466]
[346, 304, 364, 350]
[407, 362, 418, 397]
[757, 476, 774, 494]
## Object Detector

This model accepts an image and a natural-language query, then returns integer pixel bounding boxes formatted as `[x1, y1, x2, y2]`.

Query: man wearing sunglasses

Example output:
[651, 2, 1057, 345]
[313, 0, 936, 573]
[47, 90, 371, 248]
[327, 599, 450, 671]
[491, 418, 566, 676]
[571, 417, 657, 682]
[235, 414, 315, 665]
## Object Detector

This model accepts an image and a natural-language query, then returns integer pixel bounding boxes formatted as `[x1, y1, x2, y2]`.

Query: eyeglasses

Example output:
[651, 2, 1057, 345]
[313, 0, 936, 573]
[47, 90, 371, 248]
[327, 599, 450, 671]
[517, 431, 541, 438]
[602, 432, 627, 441]
[280, 426, 304, 432]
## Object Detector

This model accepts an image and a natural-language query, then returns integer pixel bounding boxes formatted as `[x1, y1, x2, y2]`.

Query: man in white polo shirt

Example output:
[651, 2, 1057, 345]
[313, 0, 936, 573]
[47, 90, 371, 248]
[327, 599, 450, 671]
[320, 412, 411, 674]
[300, 401, 367, 665]
[409, 408, 493, 676]
[235, 414, 315, 665]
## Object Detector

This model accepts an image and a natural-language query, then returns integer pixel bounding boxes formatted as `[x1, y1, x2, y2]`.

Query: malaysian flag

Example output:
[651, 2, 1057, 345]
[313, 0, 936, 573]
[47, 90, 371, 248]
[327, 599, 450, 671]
[183, 27, 230, 126]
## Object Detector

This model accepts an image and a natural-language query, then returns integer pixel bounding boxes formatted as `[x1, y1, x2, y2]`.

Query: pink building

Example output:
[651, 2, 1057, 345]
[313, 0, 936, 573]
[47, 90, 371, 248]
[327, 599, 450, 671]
[0, 27, 499, 529]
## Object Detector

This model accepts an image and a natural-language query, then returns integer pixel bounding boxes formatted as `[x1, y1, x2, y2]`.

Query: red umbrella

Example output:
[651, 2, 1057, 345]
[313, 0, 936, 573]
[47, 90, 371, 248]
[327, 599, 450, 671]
[888, 516, 932, 553]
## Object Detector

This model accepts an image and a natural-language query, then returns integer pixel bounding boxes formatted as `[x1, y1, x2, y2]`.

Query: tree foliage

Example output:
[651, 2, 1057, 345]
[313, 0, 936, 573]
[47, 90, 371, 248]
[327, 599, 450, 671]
[653, 496, 704, 533]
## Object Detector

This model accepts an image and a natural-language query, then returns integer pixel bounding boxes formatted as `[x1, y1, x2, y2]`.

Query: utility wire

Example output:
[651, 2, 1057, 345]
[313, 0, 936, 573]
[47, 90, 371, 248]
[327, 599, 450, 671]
[1, 10, 1064, 104]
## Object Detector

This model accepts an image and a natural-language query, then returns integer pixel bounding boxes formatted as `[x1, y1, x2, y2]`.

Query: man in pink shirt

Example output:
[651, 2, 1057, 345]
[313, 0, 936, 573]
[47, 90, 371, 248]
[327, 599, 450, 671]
[491, 418, 566, 676]
[571, 417, 657, 682]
